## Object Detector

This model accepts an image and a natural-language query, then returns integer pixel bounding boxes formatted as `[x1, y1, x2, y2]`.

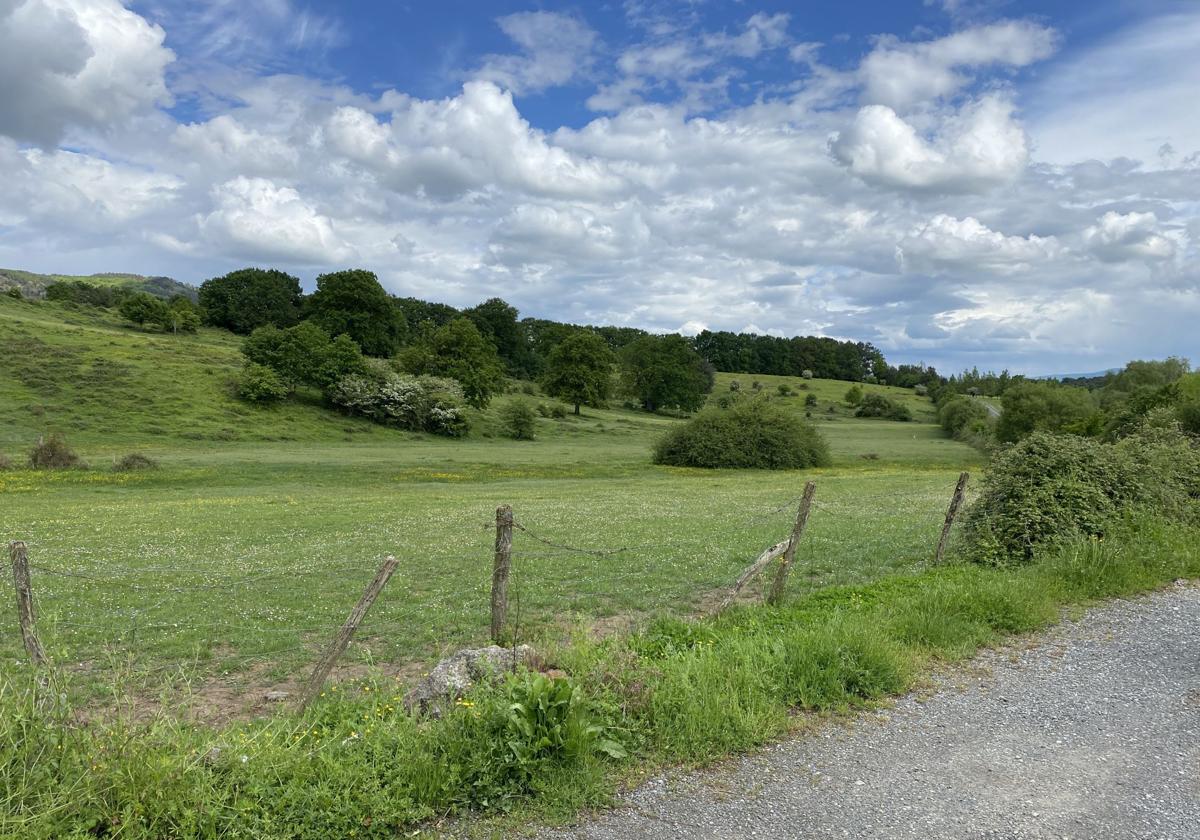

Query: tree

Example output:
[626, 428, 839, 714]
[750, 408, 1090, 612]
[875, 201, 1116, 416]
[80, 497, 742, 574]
[619, 334, 712, 413]
[306, 269, 406, 357]
[844, 384, 863, 406]
[995, 381, 1100, 442]
[399, 317, 504, 408]
[465, 298, 524, 369]
[198, 268, 302, 334]
[540, 332, 614, 415]
[242, 322, 365, 393]
[118, 292, 169, 327]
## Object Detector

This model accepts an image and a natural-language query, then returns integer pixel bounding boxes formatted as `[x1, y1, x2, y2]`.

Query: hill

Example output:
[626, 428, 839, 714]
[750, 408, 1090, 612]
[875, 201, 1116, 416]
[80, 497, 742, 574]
[0, 267, 198, 302]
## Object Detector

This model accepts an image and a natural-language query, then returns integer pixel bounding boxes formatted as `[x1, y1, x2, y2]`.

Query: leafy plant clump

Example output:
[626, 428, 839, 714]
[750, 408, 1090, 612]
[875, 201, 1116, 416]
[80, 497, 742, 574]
[330, 371, 469, 437]
[236, 362, 289, 404]
[500, 399, 537, 440]
[854, 393, 912, 421]
[963, 426, 1200, 564]
[652, 396, 831, 469]
[112, 453, 158, 472]
[28, 434, 86, 470]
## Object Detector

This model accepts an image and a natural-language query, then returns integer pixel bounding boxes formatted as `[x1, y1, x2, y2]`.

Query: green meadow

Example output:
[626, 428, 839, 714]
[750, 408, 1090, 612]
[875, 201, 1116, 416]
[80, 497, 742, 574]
[0, 294, 982, 704]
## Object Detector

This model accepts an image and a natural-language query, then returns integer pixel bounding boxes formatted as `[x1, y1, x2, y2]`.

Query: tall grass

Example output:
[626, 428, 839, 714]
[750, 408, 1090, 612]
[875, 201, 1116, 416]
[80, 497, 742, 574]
[3, 513, 1196, 838]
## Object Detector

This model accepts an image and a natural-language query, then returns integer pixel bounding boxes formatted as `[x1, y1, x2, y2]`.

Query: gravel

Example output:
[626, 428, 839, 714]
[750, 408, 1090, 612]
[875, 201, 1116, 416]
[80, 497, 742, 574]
[540, 583, 1200, 839]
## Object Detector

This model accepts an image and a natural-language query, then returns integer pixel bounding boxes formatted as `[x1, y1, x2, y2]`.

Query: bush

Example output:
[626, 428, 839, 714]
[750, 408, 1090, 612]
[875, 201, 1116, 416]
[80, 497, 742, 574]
[914, 384, 928, 397]
[963, 428, 1200, 564]
[0, 453, 11, 470]
[776, 384, 793, 397]
[729, 380, 741, 392]
[804, 394, 818, 408]
[549, 403, 568, 420]
[938, 396, 989, 436]
[500, 400, 537, 441]
[29, 434, 85, 470]
[112, 453, 158, 472]
[652, 397, 831, 469]
[801, 370, 813, 380]
[854, 393, 912, 421]
[844, 385, 863, 406]
[237, 363, 289, 404]
[329, 372, 469, 437]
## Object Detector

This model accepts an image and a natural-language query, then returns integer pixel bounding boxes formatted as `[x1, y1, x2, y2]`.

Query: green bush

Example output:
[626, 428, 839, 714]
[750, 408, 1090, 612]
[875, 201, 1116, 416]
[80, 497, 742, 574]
[500, 399, 537, 440]
[844, 384, 863, 406]
[854, 393, 911, 421]
[804, 393, 818, 408]
[329, 373, 469, 437]
[236, 363, 289, 404]
[112, 453, 158, 472]
[938, 396, 989, 436]
[776, 383, 793, 397]
[28, 434, 85, 470]
[652, 397, 831, 469]
[963, 428, 1200, 564]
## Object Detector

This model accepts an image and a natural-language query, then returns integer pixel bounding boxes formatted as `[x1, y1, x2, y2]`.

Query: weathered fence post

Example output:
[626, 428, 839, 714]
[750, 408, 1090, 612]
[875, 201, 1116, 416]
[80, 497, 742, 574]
[935, 472, 970, 564]
[767, 481, 817, 606]
[297, 555, 398, 711]
[10, 541, 49, 667]
[491, 504, 514, 643]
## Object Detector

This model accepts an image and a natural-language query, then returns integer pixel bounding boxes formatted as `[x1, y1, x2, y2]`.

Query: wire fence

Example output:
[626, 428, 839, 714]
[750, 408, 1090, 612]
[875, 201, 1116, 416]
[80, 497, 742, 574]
[5, 471, 979, 708]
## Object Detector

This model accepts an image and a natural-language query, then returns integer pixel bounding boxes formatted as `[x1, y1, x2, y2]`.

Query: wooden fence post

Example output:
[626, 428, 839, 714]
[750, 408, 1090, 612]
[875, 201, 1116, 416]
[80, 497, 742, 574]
[297, 555, 398, 711]
[935, 472, 970, 564]
[717, 540, 789, 612]
[10, 541, 49, 667]
[491, 504, 514, 643]
[767, 481, 817, 606]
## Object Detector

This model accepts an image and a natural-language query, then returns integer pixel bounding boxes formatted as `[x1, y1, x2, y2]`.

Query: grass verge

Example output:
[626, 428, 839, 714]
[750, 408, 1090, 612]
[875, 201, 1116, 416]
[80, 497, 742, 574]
[3, 513, 1196, 839]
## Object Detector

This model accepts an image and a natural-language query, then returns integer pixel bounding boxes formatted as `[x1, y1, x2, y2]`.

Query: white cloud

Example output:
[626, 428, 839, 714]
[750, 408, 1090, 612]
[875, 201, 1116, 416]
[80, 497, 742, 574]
[473, 11, 599, 95]
[1083, 211, 1180, 263]
[860, 20, 1057, 110]
[200, 176, 355, 265]
[0, 0, 174, 145]
[830, 96, 1028, 191]
[898, 214, 1061, 273]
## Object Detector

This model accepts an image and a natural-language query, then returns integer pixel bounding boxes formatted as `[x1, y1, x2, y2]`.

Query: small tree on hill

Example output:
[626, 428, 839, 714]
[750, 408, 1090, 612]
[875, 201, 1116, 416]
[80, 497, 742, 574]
[844, 384, 864, 406]
[199, 268, 303, 334]
[306, 269, 406, 357]
[620, 335, 712, 413]
[399, 317, 504, 409]
[118, 292, 169, 328]
[540, 331, 614, 415]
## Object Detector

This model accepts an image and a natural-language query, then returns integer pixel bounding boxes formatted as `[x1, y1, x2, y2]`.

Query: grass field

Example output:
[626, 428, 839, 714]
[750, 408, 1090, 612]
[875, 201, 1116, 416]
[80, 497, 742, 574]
[0, 294, 983, 710]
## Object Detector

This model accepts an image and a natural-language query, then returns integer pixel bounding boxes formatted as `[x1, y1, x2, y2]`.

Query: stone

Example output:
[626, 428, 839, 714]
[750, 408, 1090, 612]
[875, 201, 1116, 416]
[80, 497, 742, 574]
[404, 644, 535, 716]
[263, 690, 290, 702]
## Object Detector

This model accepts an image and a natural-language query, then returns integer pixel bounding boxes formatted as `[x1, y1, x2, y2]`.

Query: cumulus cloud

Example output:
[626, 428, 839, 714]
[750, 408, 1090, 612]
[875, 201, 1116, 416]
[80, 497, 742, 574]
[830, 96, 1028, 191]
[0, 0, 174, 145]
[899, 215, 1061, 273]
[860, 20, 1057, 110]
[473, 11, 599, 94]
[1083, 211, 1180, 263]
[200, 176, 355, 265]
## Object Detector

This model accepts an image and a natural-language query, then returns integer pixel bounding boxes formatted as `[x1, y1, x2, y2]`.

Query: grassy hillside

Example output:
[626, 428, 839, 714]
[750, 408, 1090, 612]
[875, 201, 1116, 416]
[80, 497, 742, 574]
[0, 267, 197, 301]
[0, 294, 983, 703]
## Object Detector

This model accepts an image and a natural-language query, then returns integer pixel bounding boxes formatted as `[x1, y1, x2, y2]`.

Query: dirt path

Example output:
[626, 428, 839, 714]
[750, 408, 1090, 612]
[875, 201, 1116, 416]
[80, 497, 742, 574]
[541, 583, 1200, 839]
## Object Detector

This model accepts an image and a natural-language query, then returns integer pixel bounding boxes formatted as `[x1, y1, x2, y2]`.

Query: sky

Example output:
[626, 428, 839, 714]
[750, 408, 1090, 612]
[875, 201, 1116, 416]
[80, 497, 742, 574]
[0, 0, 1197, 376]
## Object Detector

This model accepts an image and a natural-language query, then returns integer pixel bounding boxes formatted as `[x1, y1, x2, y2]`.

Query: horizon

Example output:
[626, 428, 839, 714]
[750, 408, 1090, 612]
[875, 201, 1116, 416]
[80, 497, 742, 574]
[1, 0, 1197, 377]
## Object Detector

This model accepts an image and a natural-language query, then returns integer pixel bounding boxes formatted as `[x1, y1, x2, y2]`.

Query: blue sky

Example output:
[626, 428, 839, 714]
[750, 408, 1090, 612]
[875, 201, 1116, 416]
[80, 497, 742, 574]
[1, 0, 1197, 375]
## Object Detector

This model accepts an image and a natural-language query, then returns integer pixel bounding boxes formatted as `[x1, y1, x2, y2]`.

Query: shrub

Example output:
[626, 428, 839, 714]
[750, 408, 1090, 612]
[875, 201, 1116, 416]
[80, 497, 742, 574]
[801, 369, 813, 380]
[329, 372, 469, 437]
[751, 381, 762, 391]
[777, 384, 793, 397]
[0, 453, 11, 470]
[500, 400, 537, 440]
[854, 393, 912, 421]
[112, 453, 158, 472]
[804, 394, 818, 408]
[29, 434, 85, 470]
[237, 363, 289, 404]
[844, 385, 863, 406]
[962, 428, 1200, 564]
[5, 286, 22, 299]
[549, 403, 568, 420]
[729, 380, 741, 392]
[938, 396, 989, 436]
[914, 384, 928, 397]
[652, 397, 831, 469]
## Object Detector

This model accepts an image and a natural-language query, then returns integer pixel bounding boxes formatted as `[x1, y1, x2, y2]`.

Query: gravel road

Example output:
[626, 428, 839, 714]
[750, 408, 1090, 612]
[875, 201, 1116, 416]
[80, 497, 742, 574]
[541, 584, 1200, 839]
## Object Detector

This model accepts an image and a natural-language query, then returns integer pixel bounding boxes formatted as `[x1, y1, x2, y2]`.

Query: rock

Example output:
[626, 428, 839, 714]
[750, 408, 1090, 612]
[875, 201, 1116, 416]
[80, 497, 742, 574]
[404, 644, 536, 716]
[263, 690, 290, 702]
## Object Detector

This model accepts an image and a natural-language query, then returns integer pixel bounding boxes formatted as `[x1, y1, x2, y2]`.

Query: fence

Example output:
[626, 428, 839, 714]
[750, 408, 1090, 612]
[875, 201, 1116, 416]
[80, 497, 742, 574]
[5, 472, 972, 711]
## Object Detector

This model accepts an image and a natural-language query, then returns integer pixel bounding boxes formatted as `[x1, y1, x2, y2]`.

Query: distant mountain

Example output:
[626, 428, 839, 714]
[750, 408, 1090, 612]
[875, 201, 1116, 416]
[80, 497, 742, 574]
[0, 268, 198, 302]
